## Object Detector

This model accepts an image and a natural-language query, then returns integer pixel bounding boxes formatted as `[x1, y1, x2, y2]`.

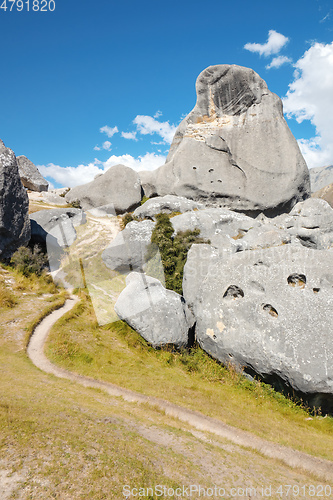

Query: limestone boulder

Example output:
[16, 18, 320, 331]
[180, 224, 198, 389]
[65, 164, 142, 214]
[143, 65, 310, 215]
[0, 141, 30, 259]
[17, 155, 49, 192]
[30, 208, 86, 248]
[133, 195, 204, 219]
[114, 272, 195, 348]
[170, 207, 253, 241]
[273, 198, 333, 250]
[183, 244, 333, 412]
[102, 220, 155, 273]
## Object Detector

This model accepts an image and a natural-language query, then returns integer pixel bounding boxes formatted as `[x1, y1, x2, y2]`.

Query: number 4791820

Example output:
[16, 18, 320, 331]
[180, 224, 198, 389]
[0, 0, 55, 11]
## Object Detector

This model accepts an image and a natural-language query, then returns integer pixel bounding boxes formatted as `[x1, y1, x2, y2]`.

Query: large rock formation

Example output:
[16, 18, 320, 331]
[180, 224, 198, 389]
[133, 195, 204, 219]
[17, 155, 49, 192]
[102, 219, 155, 273]
[183, 243, 333, 412]
[115, 272, 195, 348]
[30, 208, 86, 248]
[0, 140, 30, 259]
[65, 164, 142, 214]
[139, 65, 310, 215]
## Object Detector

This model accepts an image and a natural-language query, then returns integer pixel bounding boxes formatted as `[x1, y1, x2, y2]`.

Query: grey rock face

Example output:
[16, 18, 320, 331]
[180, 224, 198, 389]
[183, 244, 333, 411]
[102, 220, 155, 273]
[170, 207, 254, 241]
[273, 198, 333, 250]
[42, 189, 69, 206]
[143, 65, 310, 215]
[310, 165, 333, 192]
[0, 141, 30, 259]
[17, 156, 48, 192]
[133, 195, 204, 219]
[115, 272, 195, 348]
[65, 164, 142, 214]
[30, 208, 86, 248]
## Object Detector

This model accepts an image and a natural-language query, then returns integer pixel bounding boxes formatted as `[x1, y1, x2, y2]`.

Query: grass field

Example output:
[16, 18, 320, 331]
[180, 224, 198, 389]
[1, 264, 333, 499]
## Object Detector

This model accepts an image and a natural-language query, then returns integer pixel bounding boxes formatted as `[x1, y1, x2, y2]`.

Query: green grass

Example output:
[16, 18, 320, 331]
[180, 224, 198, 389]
[0, 266, 331, 497]
[46, 294, 333, 462]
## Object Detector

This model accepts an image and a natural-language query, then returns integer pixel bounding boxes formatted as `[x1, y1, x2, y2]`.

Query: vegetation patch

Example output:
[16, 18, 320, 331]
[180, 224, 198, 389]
[145, 213, 209, 294]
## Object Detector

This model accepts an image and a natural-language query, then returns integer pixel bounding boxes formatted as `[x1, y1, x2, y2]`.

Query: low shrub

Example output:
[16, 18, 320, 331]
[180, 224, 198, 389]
[145, 213, 208, 294]
[10, 245, 48, 277]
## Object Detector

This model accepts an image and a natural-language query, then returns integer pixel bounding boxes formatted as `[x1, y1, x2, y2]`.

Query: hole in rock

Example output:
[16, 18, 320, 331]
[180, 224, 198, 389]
[287, 274, 306, 288]
[218, 179, 222, 183]
[223, 285, 244, 299]
[262, 304, 278, 317]
[192, 166, 197, 170]
[209, 168, 214, 173]
[313, 288, 320, 293]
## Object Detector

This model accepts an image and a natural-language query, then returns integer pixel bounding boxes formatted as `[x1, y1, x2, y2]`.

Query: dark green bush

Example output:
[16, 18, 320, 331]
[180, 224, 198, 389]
[10, 245, 48, 277]
[145, 213, 208, 294]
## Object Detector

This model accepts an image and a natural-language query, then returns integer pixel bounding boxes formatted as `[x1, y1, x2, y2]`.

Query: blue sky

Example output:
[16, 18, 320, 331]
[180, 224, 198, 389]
[1, 0, 333, 188]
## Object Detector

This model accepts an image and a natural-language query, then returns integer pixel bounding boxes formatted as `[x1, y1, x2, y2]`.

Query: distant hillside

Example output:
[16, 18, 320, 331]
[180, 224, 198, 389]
[312, 182, 333, 208]
[310, 165, 333, 192]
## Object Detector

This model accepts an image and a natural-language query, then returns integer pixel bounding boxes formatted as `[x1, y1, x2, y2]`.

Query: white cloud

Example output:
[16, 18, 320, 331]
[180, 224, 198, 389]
[283, 42, 333, 168]
[133, 115, 177, 144]
[244, 30, 289, 57]
[100, 125, 118, 138]
[103, 152, 166, 172]
[102, 141, 112, 151]
[38, 162, 103, 187]
[121, 131, 138, 141]
[94, 145, 101, 151]
[37, 152, 166, 188]
[266, 55, 292, 69]
[154, 110, 162, 118]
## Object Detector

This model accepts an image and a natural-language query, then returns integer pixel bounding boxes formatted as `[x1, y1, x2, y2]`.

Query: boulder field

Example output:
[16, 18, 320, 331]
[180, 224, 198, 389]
[113, 197, 333, 411]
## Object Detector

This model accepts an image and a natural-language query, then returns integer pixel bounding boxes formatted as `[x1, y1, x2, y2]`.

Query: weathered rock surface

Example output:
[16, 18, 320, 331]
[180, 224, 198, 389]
[139, 65, 310, 215]
[183, 244, 333, 411]
[0, 141, 30, 259]
[30, 208, 86, 248]
[42, 188, 69, 206]
[310, 165, 333, 192]
[272, 198, 333, 250]
[102, 220, 155, 273]
[115, 272, 195, 348]
[65, 164, 142, 214]
[17, 155, 48, 192]
[133, 195, 204, 219]
[170, 207, 254, 242]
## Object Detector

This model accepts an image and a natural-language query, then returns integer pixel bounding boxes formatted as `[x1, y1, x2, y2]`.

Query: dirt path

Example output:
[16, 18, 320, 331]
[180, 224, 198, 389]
[27, 297, 333, 483]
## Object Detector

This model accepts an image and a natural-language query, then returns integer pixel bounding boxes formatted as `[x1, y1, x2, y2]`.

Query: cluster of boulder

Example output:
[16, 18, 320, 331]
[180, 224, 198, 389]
[1, 63, 333, 411]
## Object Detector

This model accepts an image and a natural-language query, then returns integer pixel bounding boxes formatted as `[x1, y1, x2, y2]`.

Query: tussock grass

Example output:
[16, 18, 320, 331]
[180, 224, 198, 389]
[0, 282, 17, 308]
[47, 295, 333, 462]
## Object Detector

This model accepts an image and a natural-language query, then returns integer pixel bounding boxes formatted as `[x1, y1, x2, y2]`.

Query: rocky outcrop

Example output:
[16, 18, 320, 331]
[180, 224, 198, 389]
[133, 195, 204, 219]
[17, 155, 49, 192]
[170, 207, 254, 243]
[272, 198, 333, 250]
[310, 165, 333, 193]
[0, 141, 30, 259]
[114, 272, 195, 348]
[139, 65, 310, 215]
[102, 220, 155, 273]
[183, 243, 333, 412]
[30, 208, 86, 248]
[65, 164, 142, 214]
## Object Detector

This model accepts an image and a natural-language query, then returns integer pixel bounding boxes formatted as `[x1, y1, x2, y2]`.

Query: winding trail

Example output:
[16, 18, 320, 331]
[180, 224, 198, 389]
[27, 296, 333, 482]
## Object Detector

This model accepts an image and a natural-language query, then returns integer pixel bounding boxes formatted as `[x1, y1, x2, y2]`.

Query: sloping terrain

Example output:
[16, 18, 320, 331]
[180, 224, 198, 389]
[1, 266, 333, 499]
